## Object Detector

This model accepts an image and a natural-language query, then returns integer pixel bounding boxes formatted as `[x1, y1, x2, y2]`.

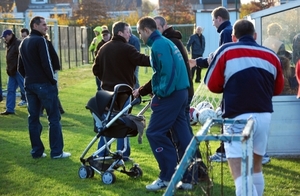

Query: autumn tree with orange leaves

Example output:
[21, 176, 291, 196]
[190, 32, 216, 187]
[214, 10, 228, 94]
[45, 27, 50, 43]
[72, 0, 109, 26]
[240, 0, 275, 18]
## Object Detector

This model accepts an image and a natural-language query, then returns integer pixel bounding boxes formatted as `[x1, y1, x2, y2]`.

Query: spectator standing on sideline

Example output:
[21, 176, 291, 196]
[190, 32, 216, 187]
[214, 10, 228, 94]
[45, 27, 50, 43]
[95, 29, 111, 55]
[205, 19, 284, 196]
[18, 28, 30, 106]
[190, 6, 232, 163]
[40, 33, 65, 115]
[94, 29, 111, 91]
[186, 26, 205, 83]
[128, 27, 141, 89]
[18, 16, 71, 159]
[279, 55, 298, 95]
[263, 23, 286, 57]
[92, 21, 150, 160]
[0, 29, 26, 115]
[89, 26, 103, 60]
[20, 28, 29, 39]
[137, 16, 194, 191]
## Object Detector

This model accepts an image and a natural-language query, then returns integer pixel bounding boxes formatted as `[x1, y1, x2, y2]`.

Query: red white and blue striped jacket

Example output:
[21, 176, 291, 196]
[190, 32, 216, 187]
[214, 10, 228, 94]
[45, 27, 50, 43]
[204, 35, 284, 118]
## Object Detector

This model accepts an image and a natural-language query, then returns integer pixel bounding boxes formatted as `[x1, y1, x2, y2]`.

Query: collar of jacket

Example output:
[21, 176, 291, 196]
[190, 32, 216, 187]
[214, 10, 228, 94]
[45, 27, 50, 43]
[238, 34, 257, 43]
[217, 20, 231, 33]
[112, 35, 127, 43]
[30, 29, 44, 37]
[162, 26, 182, 40]
[146, 30, 161, 47]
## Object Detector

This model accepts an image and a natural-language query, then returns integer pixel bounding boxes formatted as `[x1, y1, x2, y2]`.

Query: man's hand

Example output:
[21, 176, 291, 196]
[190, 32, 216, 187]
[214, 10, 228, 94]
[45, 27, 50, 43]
[132, 89, 140, 98]
[189, 59, 197, 69]
[207, 52, 214, 65]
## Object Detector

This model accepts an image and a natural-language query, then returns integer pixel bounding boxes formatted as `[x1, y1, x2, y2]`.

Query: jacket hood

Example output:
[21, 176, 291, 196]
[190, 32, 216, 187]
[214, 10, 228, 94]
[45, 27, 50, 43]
[162, 26, 182, 40]
[93, 26, 102, 33]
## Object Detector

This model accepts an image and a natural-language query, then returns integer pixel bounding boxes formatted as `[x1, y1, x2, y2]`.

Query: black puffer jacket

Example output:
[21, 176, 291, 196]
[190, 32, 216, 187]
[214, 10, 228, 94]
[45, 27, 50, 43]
[5, 35, 21, 76]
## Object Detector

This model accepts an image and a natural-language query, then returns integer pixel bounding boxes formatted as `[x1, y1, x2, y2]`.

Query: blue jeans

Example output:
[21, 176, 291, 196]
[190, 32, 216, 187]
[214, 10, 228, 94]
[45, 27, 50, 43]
[98, 137, 131, 158]
[134, 66, 139, 89]
[96, 77, 102, 91]
[6, 72, 26, 112]
[97, 96, 131, 158]
[25, 83, 64, 158]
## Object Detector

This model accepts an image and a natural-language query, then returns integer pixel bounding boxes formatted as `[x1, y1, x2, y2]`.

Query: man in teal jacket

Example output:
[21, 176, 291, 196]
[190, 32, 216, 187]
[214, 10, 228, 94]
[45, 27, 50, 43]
[137, 16, 193, 191]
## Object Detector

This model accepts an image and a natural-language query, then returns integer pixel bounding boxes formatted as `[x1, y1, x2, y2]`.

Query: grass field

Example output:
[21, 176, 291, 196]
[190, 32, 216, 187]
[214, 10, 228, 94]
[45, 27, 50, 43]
[0, 64, 300, 196]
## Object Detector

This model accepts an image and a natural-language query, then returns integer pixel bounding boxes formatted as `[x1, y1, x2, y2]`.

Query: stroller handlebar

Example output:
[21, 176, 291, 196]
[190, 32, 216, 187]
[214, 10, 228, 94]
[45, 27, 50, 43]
[131, 96, 142, 106]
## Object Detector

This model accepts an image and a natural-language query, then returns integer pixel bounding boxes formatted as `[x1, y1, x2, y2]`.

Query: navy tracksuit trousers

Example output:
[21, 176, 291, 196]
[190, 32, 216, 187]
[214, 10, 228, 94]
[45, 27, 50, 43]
[146, 89, 193, 181]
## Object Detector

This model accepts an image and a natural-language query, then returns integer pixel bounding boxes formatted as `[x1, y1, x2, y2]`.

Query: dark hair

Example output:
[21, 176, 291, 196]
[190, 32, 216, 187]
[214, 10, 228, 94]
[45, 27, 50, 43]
[30, 16, 45, 30]
[20, 28, 29, 35]
[233, 19, 255, 39]
[137, 16, 157, 31]
[211, 6, 230, 20]
[112, 21, 129, 36]
[279, 56, 291, 78]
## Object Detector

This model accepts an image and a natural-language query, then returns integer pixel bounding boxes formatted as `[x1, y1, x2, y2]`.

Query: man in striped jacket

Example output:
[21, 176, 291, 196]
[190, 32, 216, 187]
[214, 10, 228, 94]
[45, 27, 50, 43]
[204, 19, 284, 196]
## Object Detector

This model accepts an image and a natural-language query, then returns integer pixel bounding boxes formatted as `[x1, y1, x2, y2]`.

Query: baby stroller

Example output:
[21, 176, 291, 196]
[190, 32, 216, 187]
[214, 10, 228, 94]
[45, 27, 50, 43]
[78, 84, 148, 184]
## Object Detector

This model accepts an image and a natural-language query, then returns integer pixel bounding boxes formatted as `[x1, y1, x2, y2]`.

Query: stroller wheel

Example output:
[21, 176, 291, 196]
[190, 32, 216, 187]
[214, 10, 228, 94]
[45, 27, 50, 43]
[87, 166, 94, 178]
[102, 171, 116, 184]
[78, 166, 92, 179]
[129, 166, 143, 178]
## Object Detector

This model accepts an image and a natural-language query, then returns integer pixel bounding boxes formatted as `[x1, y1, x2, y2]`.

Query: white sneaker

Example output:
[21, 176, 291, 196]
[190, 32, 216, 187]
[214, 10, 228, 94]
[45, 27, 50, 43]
[52, 152, 71, 159]
[209, 152, 227, 162]
[146, 178, 169, 191]
[18, 100, 27, 107]
[176, 181, 193, 190]
[262, 154, 271, 165]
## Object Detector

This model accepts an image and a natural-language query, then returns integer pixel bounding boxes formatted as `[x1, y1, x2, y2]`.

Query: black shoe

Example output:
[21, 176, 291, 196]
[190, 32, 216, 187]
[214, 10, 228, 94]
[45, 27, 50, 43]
[0, 111, 15, 115]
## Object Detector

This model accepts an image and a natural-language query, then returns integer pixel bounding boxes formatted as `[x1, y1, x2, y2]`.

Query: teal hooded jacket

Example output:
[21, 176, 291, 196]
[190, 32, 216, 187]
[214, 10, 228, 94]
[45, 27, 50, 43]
[146, 30, 189, 98]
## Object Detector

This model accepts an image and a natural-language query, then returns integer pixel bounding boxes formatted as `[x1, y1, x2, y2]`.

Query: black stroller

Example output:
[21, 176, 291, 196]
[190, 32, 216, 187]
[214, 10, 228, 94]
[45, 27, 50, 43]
[78, 84, 148, 184]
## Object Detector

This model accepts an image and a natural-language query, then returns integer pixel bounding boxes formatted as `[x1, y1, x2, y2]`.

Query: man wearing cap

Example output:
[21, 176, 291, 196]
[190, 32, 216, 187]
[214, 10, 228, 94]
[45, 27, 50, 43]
[95, 29, 111, 56]
[1, 29, 27, 115]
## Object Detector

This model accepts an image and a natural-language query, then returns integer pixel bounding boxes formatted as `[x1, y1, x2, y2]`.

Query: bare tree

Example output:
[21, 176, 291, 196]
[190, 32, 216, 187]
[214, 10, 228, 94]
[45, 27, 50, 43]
[0, 0, 13, 13]
[158, 0, 194, 24]
[72, 0, 109, 26]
